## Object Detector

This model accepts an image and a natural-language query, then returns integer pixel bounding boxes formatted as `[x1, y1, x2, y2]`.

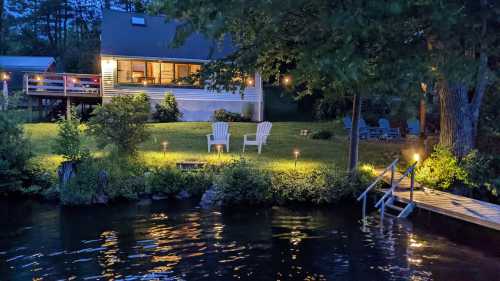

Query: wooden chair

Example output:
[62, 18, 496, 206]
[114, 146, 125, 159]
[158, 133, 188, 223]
[378, 118, 401, 139]
[243, 122, 272, 154]
[207, 122, 230, 152]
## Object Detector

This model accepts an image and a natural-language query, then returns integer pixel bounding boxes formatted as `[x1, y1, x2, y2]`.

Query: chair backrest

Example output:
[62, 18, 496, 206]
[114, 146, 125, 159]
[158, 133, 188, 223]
[359, 118, 368, 129]
[407, 119, 420, 135]
[378, 118, 390, 129]
[257, 122, 272, 136]
[212, 122, 229, 139]
[343, 116, 352, 129]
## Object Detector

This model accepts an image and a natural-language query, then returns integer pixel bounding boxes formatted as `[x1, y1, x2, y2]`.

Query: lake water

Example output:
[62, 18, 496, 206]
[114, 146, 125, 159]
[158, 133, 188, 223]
[0, 198, 499, 280]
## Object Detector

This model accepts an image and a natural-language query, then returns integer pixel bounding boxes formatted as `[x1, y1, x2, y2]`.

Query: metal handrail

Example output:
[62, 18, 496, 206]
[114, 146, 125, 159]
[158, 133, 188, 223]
[375, 162, 417, 208]
[357, 158, 399, 201]
[357, 158, 399, 223]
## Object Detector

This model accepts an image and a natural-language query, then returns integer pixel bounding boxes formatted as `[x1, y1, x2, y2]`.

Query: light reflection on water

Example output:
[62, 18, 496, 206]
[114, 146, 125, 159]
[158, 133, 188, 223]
[0, 199, 499, 280]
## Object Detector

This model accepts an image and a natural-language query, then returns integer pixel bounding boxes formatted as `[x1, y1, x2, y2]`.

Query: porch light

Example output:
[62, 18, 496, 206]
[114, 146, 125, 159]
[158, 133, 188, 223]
[143, 80, 148, 86]
[71, 77, 78, 83]
[293, 148, 300, 168]
[1, 73, 9, 81]
[246, 77, 254, 86]
[35, 75, 43, 81]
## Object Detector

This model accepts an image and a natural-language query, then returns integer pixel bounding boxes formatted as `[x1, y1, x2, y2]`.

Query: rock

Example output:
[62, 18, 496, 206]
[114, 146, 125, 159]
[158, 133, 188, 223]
[152, 194, 168, 200]
[199, 188, 221, 209]
[175, 190, 191, 200]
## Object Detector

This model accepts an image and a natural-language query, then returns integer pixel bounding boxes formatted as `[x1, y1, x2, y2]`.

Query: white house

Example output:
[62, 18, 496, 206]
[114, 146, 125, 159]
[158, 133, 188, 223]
[100, 10, 264, 121]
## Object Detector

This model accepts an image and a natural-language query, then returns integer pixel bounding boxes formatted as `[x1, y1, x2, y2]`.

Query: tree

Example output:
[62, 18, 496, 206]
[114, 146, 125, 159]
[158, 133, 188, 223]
[52, 109, 89, 162]
[158, 0, 430, 171]
[152, 92, 182, 122]
[88, 93, 150, 155]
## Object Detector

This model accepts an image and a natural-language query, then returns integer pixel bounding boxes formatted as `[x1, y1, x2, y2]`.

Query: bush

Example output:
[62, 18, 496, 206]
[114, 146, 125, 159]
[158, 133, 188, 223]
[88, 93, 150, 155]
[52, 109, 89, 161]
[272, 166, 369, 204]
[310, 130, 333, 140]
[103, 156, 147, 200]
[153, 92, 182, 122]
[145, 167, 183, 195]
[213, 109, 251, 122]
[416, 146, 467, 190]
[214, 159, 272, 206]
[0, 111, 32, 192]
[60, 159, 99, 205]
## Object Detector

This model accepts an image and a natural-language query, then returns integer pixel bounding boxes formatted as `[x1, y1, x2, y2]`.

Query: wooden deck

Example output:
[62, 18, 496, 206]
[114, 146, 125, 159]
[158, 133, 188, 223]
[378, 169, 500, 231]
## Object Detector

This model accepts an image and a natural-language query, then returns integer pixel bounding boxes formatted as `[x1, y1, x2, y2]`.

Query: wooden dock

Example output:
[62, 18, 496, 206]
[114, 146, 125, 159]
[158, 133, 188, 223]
[378, 169, 500, 231]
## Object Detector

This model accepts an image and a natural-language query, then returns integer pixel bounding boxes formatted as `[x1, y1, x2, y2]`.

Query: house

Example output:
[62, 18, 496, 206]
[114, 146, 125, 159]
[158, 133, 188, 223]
[100, 9, 264, 121]
[0, 56, 56, 91]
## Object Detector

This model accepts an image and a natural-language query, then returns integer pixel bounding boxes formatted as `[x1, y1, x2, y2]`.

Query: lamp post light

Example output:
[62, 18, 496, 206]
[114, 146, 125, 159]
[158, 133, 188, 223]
[282, 75, 292, 86]
[413, 153, 420, 163]
[293, 148, 300, 168]
[162, 141, 169, 157]
[216, 144, 223, 159]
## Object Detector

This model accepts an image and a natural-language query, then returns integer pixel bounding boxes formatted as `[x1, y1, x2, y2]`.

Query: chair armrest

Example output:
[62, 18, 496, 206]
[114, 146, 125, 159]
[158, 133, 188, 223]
[206, 134, 213, 140]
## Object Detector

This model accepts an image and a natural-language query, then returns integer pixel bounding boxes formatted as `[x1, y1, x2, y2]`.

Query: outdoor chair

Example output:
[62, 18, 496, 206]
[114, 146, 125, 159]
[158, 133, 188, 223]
[407, 119, 420, 136]
[378, 118, 401, 139]
[207, 122, 230, 152]
[243, 122, 272, 154]
[343, 116, 377, 139]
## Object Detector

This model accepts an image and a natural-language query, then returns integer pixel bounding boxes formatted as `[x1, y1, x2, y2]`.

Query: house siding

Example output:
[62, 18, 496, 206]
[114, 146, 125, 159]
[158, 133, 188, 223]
[101, 56, 263, 121]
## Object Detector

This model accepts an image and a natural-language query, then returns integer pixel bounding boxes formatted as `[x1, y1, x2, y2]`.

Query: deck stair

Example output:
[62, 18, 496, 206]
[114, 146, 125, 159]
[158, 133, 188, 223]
[357, 159, 417, 223]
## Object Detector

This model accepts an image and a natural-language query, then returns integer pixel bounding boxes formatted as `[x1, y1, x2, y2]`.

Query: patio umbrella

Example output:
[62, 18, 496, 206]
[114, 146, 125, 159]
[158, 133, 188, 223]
[2, 80, 7, 110]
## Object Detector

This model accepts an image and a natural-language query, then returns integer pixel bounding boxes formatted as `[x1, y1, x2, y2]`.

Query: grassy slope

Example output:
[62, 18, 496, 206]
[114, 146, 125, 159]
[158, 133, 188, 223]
[24, 121, 404, 173]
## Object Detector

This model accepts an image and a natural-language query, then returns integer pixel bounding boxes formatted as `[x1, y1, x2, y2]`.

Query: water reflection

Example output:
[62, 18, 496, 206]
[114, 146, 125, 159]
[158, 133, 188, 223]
[0, 199, 499, 280]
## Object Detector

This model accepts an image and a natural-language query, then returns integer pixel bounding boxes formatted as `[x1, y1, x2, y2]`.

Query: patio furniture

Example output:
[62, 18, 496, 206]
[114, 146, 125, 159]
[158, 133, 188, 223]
[407, 119, 420, 136]
[343, 116, 378, 139]
[378, 118, 401, 139]
[243, 121, 272, 154]
[207, 122, 230, 152]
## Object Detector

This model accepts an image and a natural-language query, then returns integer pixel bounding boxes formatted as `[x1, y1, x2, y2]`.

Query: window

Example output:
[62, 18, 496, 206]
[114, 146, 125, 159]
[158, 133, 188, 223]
[116, 59, 202, 87]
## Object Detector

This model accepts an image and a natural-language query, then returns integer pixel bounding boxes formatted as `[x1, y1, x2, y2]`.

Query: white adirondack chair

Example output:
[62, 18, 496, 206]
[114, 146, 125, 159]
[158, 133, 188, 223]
[243, 122, 272, 154]
[207, 122, 230, 152]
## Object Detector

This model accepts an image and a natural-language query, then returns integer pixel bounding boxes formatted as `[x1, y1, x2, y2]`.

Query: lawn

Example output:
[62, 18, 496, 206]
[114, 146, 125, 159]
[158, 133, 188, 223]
[24, 121, 408, 173]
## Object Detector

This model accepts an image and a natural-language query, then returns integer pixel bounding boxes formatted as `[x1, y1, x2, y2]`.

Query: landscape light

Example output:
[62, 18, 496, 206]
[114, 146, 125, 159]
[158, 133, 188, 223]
[413, 153, 420, 163]
[293, 148, 300, 168]
[216, 144, 223, 158]
[162, 141, 169, 156]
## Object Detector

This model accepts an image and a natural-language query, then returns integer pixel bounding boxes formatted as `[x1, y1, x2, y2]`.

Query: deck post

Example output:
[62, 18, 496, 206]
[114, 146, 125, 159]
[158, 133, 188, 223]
[27, 96, 32, 122]
[66, 97, 71, 119]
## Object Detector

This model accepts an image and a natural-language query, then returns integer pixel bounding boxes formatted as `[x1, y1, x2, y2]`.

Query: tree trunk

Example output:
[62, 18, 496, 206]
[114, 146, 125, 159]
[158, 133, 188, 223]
[438, 83, 475, 158]
[348, 93, 361, 173]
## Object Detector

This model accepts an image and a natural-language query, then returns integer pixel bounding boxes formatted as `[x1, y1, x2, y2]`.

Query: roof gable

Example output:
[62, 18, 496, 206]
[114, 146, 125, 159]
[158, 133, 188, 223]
[0, 56, 55, 72]
[101, 10, 235, 61]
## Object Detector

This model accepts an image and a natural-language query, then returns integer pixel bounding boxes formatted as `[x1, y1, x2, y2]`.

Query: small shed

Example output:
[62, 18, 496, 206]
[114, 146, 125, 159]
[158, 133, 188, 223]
[0, 56, 56, 90]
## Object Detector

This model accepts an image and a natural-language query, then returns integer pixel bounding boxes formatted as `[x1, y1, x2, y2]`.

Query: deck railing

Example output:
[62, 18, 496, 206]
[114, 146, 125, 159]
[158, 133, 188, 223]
[24, 72, 101, 97]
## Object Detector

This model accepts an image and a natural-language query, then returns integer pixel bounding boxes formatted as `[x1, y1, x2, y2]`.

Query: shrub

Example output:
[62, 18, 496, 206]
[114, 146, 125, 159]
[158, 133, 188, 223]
[60, 159, 99, 205]
[213, 109, 251, 122]
[0, 111, 32, 192]
[52, 109, 89, 161]
[214, 159, 272, 206]
[153, 92, 182, 122]
[416, 145, 467, 190]
[310, 129, 333, 140]
[103, 156, 147, 200]
[272, 166, 368, 204]
[182, 169, 214, 197]
[88, 93, 150, 155]
[145, 167, 184, 195]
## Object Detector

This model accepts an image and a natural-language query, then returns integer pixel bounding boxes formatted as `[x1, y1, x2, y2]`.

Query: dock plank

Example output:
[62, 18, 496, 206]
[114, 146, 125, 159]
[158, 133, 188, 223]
[376, 169, 500, 231]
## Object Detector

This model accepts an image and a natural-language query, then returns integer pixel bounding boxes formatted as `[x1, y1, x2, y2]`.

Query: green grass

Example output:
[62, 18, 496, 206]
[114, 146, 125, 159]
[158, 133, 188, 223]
[24, 121, 407, 173]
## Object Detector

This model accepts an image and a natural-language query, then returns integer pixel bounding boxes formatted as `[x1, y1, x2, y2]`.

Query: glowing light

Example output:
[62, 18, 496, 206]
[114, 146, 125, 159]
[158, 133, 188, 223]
[162, 141, 169, 156]
[420, 82, 428, 93]
[1, 73, 9, 80]
[293, 148, 300, 168]
[216, 144, 223, 158]
[35, 75, 43, 81]
[246, 77, 254, 86]
[413, 153, 421, 162]
[143, 80, 148, 86]
[71, 77, 78, 83]
[282, 75, 292, 86]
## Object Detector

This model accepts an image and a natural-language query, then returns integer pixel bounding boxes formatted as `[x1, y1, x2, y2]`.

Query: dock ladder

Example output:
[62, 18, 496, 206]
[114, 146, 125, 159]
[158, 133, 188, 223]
[357, 159, 418, 223]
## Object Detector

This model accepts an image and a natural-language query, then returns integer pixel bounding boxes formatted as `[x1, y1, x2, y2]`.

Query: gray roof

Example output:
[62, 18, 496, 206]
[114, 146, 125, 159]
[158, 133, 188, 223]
[101, 10, 235, 61]
[0, 56, 55, 72]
